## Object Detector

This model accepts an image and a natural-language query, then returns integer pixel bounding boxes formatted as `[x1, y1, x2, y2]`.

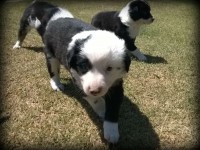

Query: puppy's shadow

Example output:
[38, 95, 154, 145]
[23, 46, 44, 53]
[145, 54, 168, 64]
[117, 96, 160, 149]
[132, 54, 168, 64]
[62, 79, 160, 149]
[0, 111, 10, 124]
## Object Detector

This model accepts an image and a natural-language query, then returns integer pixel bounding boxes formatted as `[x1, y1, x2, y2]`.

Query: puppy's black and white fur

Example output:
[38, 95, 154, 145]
[44, 17, 131, 143]
[91, 0, 154, 61]
[13, 0, 73, 49]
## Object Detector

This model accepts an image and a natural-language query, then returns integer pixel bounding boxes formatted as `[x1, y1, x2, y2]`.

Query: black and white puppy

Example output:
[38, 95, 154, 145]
[13, 0, 73, 49]
[91, 0, 154, 61]
[43, 17, 131, 143]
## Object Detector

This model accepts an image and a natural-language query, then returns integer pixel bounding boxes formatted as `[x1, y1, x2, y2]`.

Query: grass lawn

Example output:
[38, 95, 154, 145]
[0, 0, 199, 149]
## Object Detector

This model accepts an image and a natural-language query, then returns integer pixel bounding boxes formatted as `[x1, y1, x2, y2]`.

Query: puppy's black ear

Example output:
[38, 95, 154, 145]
[132, 6, 139, 12]
[66, 48, 77, 69]
[129, 3, 140, 21]
[124, 52, 131, 72]
[67, 36, 91, 69]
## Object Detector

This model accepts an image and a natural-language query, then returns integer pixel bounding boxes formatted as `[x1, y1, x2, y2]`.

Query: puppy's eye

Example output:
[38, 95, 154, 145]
[106, 66, 112, 72]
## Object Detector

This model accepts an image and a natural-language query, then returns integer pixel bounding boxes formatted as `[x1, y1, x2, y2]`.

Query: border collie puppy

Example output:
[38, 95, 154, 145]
[43, 17, 131, 143]
[91, 0, 154, 61]
[13, 0, 73, 49]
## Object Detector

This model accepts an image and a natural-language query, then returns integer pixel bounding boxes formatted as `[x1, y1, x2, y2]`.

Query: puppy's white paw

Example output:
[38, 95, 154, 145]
[50, 79, 64, 91]
[103, 121, 119, 143]
[13, 41, 21, 49]
[131, 49, 147, 61]
[137, 54, 147, 61]
[13, 45, 21, 49]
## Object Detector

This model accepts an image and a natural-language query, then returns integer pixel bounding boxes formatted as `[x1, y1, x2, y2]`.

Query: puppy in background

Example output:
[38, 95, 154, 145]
[13, 0, 73, 49]
[91, 0, 154, 61]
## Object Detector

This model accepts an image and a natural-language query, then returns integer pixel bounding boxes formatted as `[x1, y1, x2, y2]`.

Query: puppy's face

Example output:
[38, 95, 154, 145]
[129, 0, 154, 24]
[67, 31, 131, 98]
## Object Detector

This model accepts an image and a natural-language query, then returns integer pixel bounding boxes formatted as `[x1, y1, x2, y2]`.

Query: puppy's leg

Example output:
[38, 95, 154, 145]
[103, 79, 124, 143]
[45, 53, 64, 91]
[85, 80, 124, 143]
[84, 96, 105, 119]
[13, 18, 31, 49]
[125, 37, 147, 61]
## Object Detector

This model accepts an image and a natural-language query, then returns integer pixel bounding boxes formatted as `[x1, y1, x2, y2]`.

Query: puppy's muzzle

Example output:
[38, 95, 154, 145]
[88, 86, 103, 96]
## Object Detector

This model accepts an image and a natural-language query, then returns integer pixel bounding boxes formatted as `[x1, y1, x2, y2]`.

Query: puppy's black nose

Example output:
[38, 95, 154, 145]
[89, 87, 102, 95]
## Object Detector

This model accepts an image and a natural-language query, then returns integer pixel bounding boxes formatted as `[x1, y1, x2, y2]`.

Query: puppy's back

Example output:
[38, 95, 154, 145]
[44, 18, 97, 63]
[91, 11, 120, 31]
[45, 17, 96, 45]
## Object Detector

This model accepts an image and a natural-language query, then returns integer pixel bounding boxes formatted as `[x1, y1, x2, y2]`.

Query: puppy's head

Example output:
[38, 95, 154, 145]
[67, 30, 131, 98]
[119, 0, 154, 26]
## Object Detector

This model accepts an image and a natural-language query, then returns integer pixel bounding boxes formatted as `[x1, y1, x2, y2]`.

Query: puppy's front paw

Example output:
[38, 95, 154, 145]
[50, 79, 65, 91]
[131, 49, 147, 61]
[103, 121, 119, 143]
[137, 54, 147, 61]
[13, 41, 21, 49]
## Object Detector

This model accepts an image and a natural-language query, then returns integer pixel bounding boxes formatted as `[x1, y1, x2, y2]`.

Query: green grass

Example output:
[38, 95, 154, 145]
[0, 0, 199, 149]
